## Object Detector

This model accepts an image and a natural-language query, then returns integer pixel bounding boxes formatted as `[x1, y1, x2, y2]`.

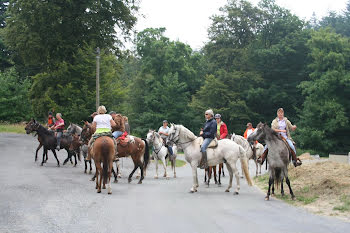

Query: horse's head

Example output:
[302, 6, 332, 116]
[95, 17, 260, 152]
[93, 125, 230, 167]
[247, 122, 266, 143]
[146, 130, 155, 143]
[80, 122, 92, 144]
[168, 123, 180, 144]
[67, 123, 73, 134]
[25, 119, 40, 134]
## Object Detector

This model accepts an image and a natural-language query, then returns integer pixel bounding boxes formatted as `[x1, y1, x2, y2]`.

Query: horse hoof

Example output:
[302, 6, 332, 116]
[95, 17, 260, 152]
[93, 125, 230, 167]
[225, 189, 230, 192]
[128, 179, 132, 183]
[117, 175, 122, 178]
[234, 192, 239, 195]
[63, 162, 67, 165]
[84, 170, 87, 174]
[108, 192, 112, 195]
[281, 193, 285, 197]
[138, 181, 142, 184]
[136, 175, 140, 179]
[154, 176, 158, 179]
[114, 180, 118, 183]
[97, 190, 101, 193]
[291, 196, 296, 201]
[91, 178, 95, 182]
[265, 196, 270, 201]
[74, 165, 77, 167]
[57, 164, 60, 167]
[40, 163, 43, 166]
[102, 186, 106, 189]
[271, 194, 275, 197]
[240, 176, 244, 179]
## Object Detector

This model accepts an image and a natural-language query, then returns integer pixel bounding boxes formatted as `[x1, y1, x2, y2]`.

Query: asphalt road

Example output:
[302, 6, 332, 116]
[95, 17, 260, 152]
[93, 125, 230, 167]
[0, 133, 349, 233]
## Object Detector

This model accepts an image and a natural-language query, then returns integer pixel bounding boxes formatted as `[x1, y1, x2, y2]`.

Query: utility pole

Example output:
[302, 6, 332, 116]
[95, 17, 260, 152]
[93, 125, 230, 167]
[96, 47, 100, 111]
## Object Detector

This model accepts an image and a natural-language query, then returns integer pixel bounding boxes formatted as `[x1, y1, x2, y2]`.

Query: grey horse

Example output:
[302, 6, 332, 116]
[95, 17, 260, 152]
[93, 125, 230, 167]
[247, 123, 295, 200]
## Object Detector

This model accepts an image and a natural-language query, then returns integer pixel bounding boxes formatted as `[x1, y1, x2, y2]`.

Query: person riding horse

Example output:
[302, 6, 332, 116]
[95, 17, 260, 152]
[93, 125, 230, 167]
[215, 114, 228, 139]
[158, 120, 173, 156]
[199, 109, 217, 169]
[258, 108, 302, 167]
[47, 112, 56, 128]
[109, 111, 126, 139]
[50, 113, 65, 150]
[86, 106, 117, 161]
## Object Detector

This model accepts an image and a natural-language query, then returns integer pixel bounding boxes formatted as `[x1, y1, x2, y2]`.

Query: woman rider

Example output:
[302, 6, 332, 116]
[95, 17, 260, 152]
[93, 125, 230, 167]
[258, 108, 302, 167]
[199, 109, 217, 169]
[86, 105, 116, 161]
[50, 113, 64, 150]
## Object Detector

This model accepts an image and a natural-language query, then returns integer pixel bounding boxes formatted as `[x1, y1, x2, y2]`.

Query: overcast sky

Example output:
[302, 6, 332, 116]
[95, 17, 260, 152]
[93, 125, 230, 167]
[133, 0, 348, 50]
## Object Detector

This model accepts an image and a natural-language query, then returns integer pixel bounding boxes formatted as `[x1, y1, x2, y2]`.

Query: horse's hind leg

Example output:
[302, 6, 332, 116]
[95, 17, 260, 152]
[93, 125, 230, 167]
[224, 163, 233, 192]
[128, 165, 138, 183]
[51, 149, 60, 167]
[213, 166, 218, 184]
[266, 176, 274, 201]
[228, 162, 240, 194]
[89, 161, 92, 174]
[286, 177, 295, 200]
[107, 161, 113, 194]
[74, 152, 77, 167]
[281, 178, 285, 196]
[161, 157, 168, 178]
[41, 149, 46, 166]
[112, 167, 118, 183]
[84, 160, 88, 173]
[138, 164, 144, 184]
[154, 157, 159, 179]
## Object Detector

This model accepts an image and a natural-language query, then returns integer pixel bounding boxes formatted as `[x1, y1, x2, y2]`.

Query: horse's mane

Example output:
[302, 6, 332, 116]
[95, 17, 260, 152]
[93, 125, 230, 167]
[260, 123, 280, 141]
[177, 125, 197, 140]
[232, 134, 250, 151]
[37, 124, 54, 136]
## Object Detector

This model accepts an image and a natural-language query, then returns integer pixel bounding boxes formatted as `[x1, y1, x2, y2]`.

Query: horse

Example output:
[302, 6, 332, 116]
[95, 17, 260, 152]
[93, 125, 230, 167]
[84, 123, 150, 184]
[247, 122, 295, 200]
[231, 133, 264, 176]
[65, 123, 83, 163]
[167, 124, 253, 193]
[80, 122, 93, 174]
[92, 136, 115, 194]
[25, 122, 46, 162]
[146, 130, 177, 179]
[25, 119, 74, 167]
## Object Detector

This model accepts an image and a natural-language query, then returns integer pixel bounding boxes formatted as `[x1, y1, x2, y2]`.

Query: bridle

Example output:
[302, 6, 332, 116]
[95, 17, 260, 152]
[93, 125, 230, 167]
[168, 125, 196, 149]
[149, 132, 164, 155]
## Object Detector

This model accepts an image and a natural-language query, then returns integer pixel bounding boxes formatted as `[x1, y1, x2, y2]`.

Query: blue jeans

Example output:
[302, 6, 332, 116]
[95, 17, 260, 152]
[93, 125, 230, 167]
[112, 131, 123, 138]
[201, 138, 213, 152]
[167, 146, 173, 155]
[56, 131, 62, 148]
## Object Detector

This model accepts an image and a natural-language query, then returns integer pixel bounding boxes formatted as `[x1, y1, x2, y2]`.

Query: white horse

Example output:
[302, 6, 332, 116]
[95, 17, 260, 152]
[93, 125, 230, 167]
[147, 130, 177, 179]
[231, 133, 264, 176]
[168, 124, 253, 193]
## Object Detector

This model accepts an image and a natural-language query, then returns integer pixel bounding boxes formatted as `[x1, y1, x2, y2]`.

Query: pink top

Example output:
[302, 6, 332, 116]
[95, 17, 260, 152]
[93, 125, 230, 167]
[54, 119, 65, 130]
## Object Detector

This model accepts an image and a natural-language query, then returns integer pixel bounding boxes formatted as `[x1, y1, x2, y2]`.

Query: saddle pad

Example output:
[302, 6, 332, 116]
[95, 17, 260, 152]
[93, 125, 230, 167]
[198, 137, 218, 148]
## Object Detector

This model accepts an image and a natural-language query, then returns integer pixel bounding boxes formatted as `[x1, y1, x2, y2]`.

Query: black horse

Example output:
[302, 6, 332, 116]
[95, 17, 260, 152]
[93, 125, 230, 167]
[25, 119, 75, 167]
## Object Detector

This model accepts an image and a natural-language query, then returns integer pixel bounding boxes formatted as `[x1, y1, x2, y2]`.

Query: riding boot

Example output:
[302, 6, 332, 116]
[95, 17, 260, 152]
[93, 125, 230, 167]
[290, 150, 302, 167]
[199, 151, 208, 169]
[257, 148, 268, 165]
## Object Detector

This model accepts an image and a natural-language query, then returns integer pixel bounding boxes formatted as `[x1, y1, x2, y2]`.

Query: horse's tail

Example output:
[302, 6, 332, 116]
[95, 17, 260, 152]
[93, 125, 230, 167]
[101, 138, 113, 185]
[239, 145, 253, 186]
[274, 167, 282, 190]
[142, 139, 150, 170]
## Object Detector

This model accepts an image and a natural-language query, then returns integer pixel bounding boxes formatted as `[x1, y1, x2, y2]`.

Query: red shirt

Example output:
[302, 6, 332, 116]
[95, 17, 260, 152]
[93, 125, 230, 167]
[218, 122, 228, 139]
[54, 119, 65, 130]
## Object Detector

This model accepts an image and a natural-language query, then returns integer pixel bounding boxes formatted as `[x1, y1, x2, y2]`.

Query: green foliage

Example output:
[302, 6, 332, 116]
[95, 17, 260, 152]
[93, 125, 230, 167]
[296, 29, 350, 153]
[0, 68, 32, 122]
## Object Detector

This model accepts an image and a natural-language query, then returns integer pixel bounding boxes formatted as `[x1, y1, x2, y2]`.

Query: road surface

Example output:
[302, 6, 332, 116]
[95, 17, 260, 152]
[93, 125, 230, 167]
[0, 133, 349, 233]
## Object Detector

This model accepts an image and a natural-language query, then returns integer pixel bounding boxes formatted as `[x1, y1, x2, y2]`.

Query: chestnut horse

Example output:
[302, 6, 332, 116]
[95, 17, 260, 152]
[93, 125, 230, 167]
[92, 136, 115, 194]
[83, 122, 150, 184]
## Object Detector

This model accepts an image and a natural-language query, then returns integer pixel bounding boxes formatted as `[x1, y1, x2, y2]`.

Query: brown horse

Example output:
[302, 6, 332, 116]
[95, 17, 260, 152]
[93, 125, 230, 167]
[83, 122, 150, 184]
[25, 123, 46, 162]
[92, 136, 115, 194]
[204, 163, 225, 186]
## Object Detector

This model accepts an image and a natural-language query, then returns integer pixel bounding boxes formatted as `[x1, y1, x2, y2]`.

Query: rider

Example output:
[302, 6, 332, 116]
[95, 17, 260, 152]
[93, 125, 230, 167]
[215, 114, 228, 139]
[199, 109, 217, 169]
[158, 120, 173, 156]
[47, 112, 56, 128]
[86, 106, 116, 161]
[258, 108, 302, 167]
[243, 123, 255, 139]
[124, 116, 130, 134]
[50, 113, 65, 150]
[109, 111, 126, 139]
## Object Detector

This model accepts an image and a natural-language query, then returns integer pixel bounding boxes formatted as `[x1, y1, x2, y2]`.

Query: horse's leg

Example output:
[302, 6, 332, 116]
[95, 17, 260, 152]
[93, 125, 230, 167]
[161, 156, 168, 179]
[271, 182, 275, 196]
[266, 176, 273, 201]
[128, 164, 138, 183]
[91, 172, 96, 181]
[240, 162, 244, 179]
[222, 163, 225, 177]
[89, 161, 92, 174]
[84, 160, 87, 173]
[112, 166, 118, 183]
[74, 151, 78, 167]
[41, 148, 46, 166]
[138, 162, 144, 184]
[116, 160, 122, 178]
[281, 178, 285, 196]
[286, 176, 295, 200]
[218, 164, 222, 185]
[190, 163, 198, 193]
[231, 162, 240, 194]
[107, 160, 113, 194]
[63, 149, 70, 165]
[154, 157, 159, 179]
[213, 165, 218, 184]
[255, 160, 258, 177]
[172, 158, 176, 178]
[51, 149, 60, 167]
[204, 168, 207, 184]
[35, 143, 42, 162]
[224, 163, 233, 192]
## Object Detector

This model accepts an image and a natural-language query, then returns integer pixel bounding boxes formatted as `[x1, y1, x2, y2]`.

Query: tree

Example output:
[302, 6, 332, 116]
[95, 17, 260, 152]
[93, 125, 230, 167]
[296, 29, 350, 153]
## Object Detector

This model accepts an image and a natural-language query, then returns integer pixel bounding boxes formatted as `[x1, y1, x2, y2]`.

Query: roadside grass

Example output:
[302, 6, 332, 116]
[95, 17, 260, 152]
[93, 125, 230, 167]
[333, 195, 350, 212]
[254, 174, 319, 205]
[155, 159, 186, 167]
[0, 123, 26, 134]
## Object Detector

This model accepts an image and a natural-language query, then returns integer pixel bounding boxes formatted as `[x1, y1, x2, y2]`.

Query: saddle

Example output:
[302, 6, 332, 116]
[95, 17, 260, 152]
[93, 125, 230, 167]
[198, 137, 218, 148]
[116, 132, 134, 147]
[278, 136, 295, 159]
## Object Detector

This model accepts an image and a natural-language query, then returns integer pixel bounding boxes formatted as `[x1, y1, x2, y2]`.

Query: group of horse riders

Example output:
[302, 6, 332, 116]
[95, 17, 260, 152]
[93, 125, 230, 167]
[46, 105, 302, 169]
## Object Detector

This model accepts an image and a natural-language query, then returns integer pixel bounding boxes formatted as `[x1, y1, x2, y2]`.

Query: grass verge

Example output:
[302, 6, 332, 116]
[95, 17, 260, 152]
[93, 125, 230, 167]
[155, 159, 186, 167]
[0, 123, 26, 134]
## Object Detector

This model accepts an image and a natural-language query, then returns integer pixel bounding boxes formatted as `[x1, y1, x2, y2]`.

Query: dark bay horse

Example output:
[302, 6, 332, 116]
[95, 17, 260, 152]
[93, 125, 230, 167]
[25, 119, 75, 167]
[80, 122, 93, 173]
[93, 136, 115, 194]
[204, 163, 225, 186]
[248, 123, 295, 200]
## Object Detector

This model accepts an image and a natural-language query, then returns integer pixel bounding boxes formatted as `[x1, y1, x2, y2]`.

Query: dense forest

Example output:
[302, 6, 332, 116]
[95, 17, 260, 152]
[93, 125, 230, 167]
[0, 0, 349, 154]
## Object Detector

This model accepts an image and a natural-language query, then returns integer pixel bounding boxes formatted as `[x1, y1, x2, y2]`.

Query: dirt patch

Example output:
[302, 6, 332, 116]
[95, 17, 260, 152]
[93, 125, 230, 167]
[254, 161, 350, 222]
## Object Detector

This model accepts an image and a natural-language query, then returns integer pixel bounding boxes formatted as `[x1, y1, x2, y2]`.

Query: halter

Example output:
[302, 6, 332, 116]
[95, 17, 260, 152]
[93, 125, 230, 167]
[168, 126, 196, 149]
[151, 133, 164, 155]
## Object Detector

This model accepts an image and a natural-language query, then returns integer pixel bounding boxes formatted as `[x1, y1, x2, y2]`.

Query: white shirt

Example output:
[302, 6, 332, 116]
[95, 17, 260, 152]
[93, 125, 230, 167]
[247, 129, 254, 138]
[158, 126, 169, 139]
[93, 114, 112, 129]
